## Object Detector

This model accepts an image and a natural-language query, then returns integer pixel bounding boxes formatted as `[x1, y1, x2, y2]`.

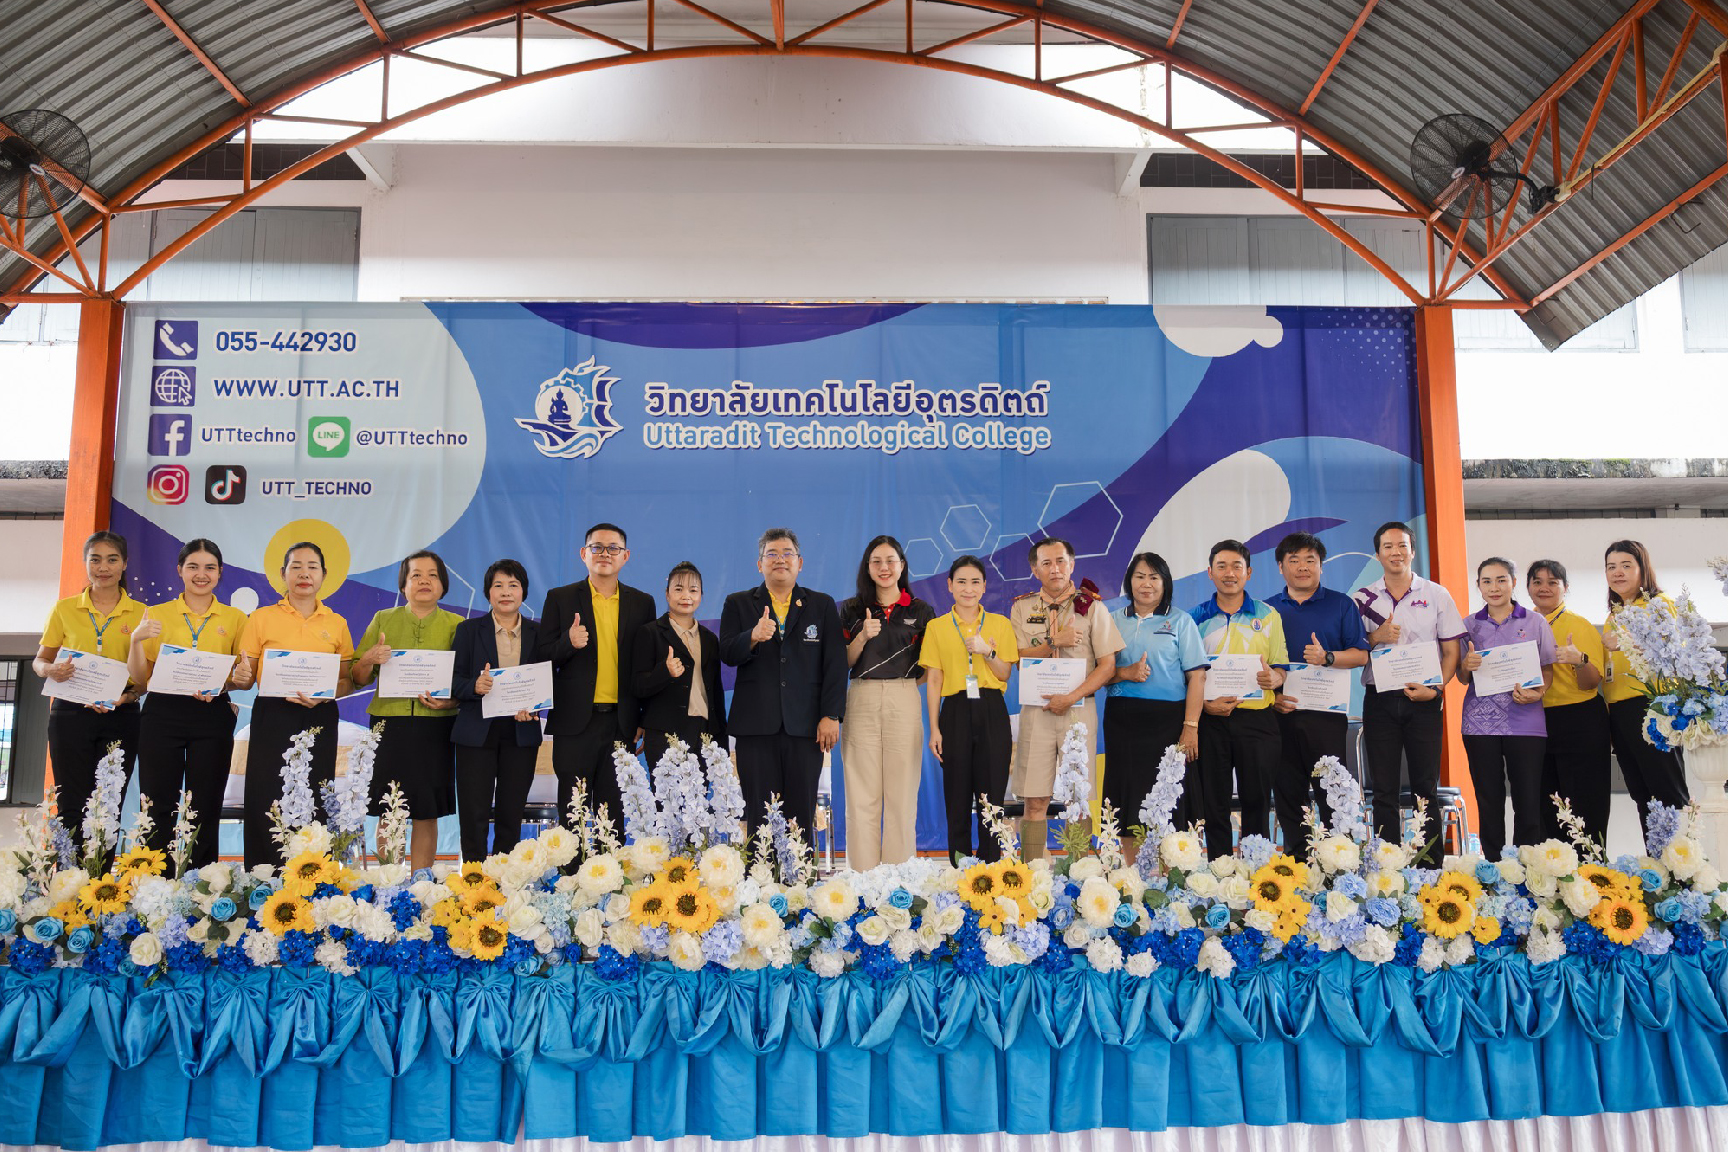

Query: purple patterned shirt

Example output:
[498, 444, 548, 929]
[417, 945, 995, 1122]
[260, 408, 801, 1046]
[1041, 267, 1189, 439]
[1461, 603, 1557, 737]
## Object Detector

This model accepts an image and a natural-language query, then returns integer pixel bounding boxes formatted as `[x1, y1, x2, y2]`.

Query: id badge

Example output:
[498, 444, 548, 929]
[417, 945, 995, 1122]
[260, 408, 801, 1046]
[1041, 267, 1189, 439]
[965, 675, 981, 699]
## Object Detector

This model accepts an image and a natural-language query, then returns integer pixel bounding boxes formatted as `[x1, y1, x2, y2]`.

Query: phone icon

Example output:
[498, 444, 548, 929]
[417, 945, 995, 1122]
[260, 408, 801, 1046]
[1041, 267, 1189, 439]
[155, 320, 197, 360]
[204, 465, 247, 505]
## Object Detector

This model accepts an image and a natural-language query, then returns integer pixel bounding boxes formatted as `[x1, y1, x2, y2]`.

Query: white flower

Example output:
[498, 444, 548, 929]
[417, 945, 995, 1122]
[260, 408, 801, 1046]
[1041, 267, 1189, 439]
[1373, 842, 1410, 873]
[508, 838, 545, 871]
[1085, 936, 1123, 972]
[1173, 902, 1197, 929]
[242, 928, 279, 965]
[878, 905, 913, 933]
[1109, 867, 1146, 902]
[1637, 857, 1671, 887]
[809, 947, 848, 979]
[316, 939, 357, 975]
[856, 916, 891, 947]
[1325, 891, 1358, 923]
[1444, 934, 1475, 968]
[1078, 877, 1120, 929]
[186, 919, 210, 944]
[606, 920, 642, 955]
[1690, 863, 1721, 894]
[710, 885, 739, 918]
[1663, 837, 1703, 882]
[571, 908, 605, 950]
[47, 868, 89, 906]
[667, 930, 706, 972]
[198, 863, 233, 893]
[1208, 855, 1238, 877]
[1062, 923, 1093, 950]
[1244, 908, 1277, 934]
[1495, 858, 1526, 885]
[1417, 938, 1445, 973]
[983, 933, 1018, 967]
[623, 838, 670, 877]
[916, 923, 944, 952]
[576, 854, 623, 895]
[810, 879, 859, 922]
[1367, 870, 1405, 898]
[1160, 832, 1205, 872]
[316, 894, 358, 930]
[1532, 906, 1562, 933]
[0, 871, 25, 908]
[1348, 924, 1396, 965]
[403, 922, 433, 943]
[1443, 852, 1483, 876]
[1520, 840, 1578, 879]
[889, 930, 920, 962]
[1314, 837, 1361, 875]
[534, 933, 555, 955]
[284, 825, 332, 860]
[740, 904, 784, 950]
[1219, 875, 1252, 909]
[1068, 856, 1104, 882]
[355, 904, 394, 942]
[1125, 951, 1159, 978]
[1026, 887, 1054, 915]
[507, 905, 542, 935]
[536, 826, 578, 866]
[1195, 937, 1236, 979]
[699, 846, 745, 888]
[129, 933, 164, 967]
[933, 903, 965, 935]
[1526, 872, 1559, 900]
[1526, 926, 1565, 965]
[1186, 872, 1220, 899]
[1561, 878, 1601, 918]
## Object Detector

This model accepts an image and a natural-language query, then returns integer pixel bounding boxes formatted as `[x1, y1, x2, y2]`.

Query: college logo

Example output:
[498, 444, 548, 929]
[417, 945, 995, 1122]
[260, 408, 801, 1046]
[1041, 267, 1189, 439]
[516, 359, 622, 460]
[151, 365, 195, 406]
[804, 624, 819, 642]
[204, 465, 247, 504]
[154, 320, 197, 360]
[146, 464, 189, 505]
[306, 416, 350, 458]
[148, 413, 192, 456]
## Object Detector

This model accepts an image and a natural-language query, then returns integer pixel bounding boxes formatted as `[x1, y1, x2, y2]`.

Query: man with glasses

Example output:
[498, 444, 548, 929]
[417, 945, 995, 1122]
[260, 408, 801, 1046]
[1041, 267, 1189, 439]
[720, 528, 847, 838]
[535, 522, 657, 831]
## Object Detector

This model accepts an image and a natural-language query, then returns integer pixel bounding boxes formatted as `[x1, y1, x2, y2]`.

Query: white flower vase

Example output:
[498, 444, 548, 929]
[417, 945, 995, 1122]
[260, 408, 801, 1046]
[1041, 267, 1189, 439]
[1687, 740, 1728, 869]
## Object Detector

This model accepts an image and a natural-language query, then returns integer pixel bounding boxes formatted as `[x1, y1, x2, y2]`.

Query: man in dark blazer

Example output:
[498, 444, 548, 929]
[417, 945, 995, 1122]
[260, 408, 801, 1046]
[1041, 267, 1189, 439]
[719, 527, 847, 838]
[533, 522, 656, 829]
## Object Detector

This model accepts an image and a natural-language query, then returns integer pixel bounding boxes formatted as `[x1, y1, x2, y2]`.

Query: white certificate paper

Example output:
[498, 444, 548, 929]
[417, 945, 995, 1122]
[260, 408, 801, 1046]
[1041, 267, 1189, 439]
[1369, 642, 1444, 692]
[258, 649, 340, 699]
[147, 644, 234, 698]
[1018, 657, 1087, 708]
[1282, 663, 1351, 714]
[41, 649, 130, 708]
[1472, 640, 1544, 697]
[1203, 653, 1266, 702]
[482, 661, 554, 718]
[376, 649, 455, 699]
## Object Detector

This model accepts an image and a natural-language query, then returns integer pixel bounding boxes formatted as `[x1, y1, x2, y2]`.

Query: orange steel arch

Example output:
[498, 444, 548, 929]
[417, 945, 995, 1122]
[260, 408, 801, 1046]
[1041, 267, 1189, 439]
[1, 0, 1531, 310]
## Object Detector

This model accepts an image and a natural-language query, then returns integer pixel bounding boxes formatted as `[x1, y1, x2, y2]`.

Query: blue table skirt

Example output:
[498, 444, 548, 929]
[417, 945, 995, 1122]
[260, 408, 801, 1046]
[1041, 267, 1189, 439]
[6, 946, 1728, 1150]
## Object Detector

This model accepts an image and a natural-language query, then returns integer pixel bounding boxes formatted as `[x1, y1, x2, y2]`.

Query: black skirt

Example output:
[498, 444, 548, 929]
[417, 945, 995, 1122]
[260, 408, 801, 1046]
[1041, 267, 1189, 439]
[368, 714, 457, 820]
[1101, 695, 1187, 823]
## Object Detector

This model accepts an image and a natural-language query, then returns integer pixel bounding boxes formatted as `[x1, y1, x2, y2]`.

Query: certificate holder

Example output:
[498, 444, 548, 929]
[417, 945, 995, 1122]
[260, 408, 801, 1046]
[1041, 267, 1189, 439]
[1368, 642, 1444, 692]
[41, 649, 131, 708]
[1202, 653, 1265, 702]
[257, 649, 341, 699]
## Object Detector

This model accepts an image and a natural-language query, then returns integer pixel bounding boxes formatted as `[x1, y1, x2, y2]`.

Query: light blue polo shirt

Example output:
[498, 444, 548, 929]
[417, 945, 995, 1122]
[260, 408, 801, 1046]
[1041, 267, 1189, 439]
[1106, 606, 1206, 702]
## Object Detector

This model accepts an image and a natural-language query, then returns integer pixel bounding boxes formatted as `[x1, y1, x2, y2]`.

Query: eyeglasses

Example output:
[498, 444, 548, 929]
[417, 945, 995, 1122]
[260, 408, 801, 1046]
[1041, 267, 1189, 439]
[761, 549, 800, 561]
[585, 544, 627, 557]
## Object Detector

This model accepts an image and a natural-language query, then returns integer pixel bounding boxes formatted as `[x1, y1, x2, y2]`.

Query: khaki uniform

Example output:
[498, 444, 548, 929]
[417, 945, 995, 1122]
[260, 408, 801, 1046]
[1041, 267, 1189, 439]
[1008, 585, 1124, 797]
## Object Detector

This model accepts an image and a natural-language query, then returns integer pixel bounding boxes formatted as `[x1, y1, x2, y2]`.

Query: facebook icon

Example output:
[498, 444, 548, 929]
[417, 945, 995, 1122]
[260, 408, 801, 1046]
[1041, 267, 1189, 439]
[148, 413, 193, 457]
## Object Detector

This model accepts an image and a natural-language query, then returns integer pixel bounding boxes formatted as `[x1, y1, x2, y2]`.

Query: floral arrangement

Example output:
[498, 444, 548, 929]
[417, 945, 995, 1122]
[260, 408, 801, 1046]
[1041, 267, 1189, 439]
[3, 732, 1728, 983]
[1710, 556, 1728, 598]
[1611, 588, 1728, 751]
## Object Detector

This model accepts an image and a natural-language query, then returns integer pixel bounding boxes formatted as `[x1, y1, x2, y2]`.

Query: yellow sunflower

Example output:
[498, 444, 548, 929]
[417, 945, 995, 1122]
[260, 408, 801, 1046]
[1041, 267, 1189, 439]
[48, 899, 91, 931]
[660, 857, 697, 886]
[446, 862, 491, 895]
[1579, 865, 1639, 901]
[1429, 870, 1483, 905]
[1421, 894, 1474, 939]
[629, 881, 672, 927]
[259, 890, 314, 936]
[978, 903, 1007, 935]
[992, 860, 1031, 898]
[79, 873, 133, 917]
[1272, 902, 1311, 942]
[1250, 872, 1290, 913]
[461, 887, 505, 917]
[1471, 916, 1502, 945]
[1590, 896, 1650, 946]
[959, 862, 999, 911]
[468, 918, 509, 961]
[1260, 854, 1312, 890]
[282, 852, 339, 895]
[429, 897, 466, 929]
[664, 884, 719, 936]
[114, 846, 166, 878]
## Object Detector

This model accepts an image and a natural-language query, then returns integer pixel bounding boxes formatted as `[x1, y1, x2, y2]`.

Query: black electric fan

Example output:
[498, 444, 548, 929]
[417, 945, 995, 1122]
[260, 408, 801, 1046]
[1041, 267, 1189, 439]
[0, 109, 92, 220]
[1409, 112, 1557, 220]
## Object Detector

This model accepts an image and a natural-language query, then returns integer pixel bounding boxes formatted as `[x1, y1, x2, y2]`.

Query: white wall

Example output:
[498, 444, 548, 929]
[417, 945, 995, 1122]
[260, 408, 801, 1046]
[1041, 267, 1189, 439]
[0, 520, 65, 642]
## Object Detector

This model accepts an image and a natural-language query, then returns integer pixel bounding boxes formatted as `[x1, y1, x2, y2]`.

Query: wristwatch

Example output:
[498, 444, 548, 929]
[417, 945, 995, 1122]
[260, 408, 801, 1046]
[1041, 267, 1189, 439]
[1322, 650, 1335, 667]
[1579, 653, 1590, 667]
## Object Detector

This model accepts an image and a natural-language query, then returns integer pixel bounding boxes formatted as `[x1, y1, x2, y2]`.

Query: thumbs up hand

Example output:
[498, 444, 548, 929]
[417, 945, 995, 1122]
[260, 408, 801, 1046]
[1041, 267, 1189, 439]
[1555, 631, 1584, 667]
[1124, 653, 1151, 683]
[1368, 619, 1401, 645]
[364, 630, 393, 669]
[1303, 631, 1327, 666]
[476, 662, 493, 695]
[861, 613, 884, 640]
[134, 617, 164, 642]
[568, 612, 589, 649]
[230, 652, 254, 689]
[751, 606, 776, 645]
[1462, 639, 1482, 672]
[1256, 653, 1280, 690]
[666, 645, 686, 678]
[1601, 624, 1621, 653]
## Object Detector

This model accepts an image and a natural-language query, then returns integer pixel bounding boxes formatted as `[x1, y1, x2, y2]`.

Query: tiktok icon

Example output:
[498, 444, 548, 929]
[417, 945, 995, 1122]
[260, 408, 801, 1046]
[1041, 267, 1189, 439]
[204, 465, 247, 505]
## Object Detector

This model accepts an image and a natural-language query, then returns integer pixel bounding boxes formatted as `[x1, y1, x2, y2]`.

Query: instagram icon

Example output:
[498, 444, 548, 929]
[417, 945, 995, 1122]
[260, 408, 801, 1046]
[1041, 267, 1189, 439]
[146, 464, 189, 505]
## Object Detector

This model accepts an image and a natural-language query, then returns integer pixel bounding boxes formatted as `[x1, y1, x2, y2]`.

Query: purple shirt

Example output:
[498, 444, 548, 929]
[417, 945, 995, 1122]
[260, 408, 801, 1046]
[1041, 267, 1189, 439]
[1461, 603, 1557, 737]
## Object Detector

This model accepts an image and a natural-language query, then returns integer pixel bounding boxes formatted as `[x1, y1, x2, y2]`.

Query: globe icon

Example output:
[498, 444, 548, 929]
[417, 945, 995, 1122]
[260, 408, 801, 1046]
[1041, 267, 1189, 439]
[153, 368, 194, 406]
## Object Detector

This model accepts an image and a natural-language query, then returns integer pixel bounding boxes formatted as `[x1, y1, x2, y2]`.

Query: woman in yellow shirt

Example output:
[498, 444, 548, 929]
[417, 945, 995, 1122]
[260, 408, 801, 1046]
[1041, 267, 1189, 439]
[126, 538, 247, 872]
[230, 541, 355, 870]
[34, 530, 146, 851]
[1526, 559, 1610, 848]
[1601, 539, 1689, 837]
[919, 555, 1018, 864]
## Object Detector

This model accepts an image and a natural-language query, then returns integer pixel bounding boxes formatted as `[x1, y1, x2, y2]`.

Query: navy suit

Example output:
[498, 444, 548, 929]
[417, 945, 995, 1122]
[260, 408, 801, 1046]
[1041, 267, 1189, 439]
[631, 614, 726, 773]
[451, 613, 543, 861]
[719, 584, 847, 836]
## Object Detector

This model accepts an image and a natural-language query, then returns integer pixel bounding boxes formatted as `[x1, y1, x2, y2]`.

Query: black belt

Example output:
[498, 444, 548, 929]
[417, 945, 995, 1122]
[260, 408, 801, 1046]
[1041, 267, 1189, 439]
[594, 703, 617, 713]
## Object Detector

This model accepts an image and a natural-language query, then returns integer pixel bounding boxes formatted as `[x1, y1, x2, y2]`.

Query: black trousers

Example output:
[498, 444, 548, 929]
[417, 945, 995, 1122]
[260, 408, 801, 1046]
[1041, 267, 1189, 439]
[1274, 709, 1348, 859]
[1101, 697, 1189, 831]
[736, 730, 824, 842]
[1608, 695, 1689, 843]
[551, 708, 626, 833]
[47, 702, 141, 854]
[1541, 698, 1613, 846]
[1362, 689, 1445, 866]
[455, 718, 538, 863]
[137, 693, 235, 872]
[644, 719, 714, 780]
[938, 688, 1012, 863]
[1197, 706, 1280, 862]
[1464, 733, 1547, 855]
[244, 697, 338, 870]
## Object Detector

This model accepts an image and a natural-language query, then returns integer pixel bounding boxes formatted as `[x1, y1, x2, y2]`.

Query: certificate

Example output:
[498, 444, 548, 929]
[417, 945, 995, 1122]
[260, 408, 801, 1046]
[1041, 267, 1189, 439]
[147, 644, 235, 698]
[41, 649, 130, 708]
[376, 649, 455, 699]
[1369, 642, 1444, 692]
[258, 649, 340, 699]
[1203, 653, 1265, 702]
[1282, 663, 1351, 714]
[1018, 657, 1087, 708]
[482, 661, 554, 718]
[1472, 640, 1544, 697]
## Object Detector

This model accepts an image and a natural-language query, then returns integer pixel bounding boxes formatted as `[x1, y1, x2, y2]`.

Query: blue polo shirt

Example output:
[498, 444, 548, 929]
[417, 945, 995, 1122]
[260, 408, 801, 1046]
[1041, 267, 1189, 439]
[1107, 606, 1206, 702]
[1265, 586, 1369, 666]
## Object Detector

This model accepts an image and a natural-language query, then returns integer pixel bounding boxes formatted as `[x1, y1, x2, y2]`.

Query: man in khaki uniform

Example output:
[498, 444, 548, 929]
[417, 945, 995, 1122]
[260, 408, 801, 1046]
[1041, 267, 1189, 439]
[1009, 538, 1124, 859]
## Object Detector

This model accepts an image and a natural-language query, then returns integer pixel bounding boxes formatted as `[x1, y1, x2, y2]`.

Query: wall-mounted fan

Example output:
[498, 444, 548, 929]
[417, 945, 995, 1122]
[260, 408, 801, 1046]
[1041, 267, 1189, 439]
[0, 109, 92, 220]
[1409, 112, 1557, 220]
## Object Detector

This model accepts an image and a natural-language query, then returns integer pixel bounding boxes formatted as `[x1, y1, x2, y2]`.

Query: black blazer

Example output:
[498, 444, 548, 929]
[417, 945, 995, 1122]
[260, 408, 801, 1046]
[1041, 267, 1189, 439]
[631, 615, 726, 743]
[718, 584, 847, 738]
[450, 613, 544, 748]
[532, 579, 657, 738]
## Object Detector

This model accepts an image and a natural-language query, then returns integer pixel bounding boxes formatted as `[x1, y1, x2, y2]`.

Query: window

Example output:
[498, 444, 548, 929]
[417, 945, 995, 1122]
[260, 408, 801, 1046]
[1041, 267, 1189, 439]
[0, 660, 18, 802]
[1680, 244, 1728, 352]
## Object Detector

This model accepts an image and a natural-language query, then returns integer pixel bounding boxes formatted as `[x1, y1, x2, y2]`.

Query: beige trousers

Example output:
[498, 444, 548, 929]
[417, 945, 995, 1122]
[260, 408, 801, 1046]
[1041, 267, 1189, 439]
[841, 678, 924, 871]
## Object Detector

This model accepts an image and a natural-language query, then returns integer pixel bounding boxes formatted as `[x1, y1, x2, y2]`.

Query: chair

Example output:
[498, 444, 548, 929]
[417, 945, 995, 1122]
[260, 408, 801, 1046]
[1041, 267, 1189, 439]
[1351, 722, 1470, 855]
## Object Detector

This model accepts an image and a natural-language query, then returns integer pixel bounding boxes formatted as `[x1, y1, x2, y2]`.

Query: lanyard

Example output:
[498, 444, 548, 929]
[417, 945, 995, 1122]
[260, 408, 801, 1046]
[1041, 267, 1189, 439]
[951, 611, 984, 677]
[183, 611, 212, 647]
[85, 610, 114, 655]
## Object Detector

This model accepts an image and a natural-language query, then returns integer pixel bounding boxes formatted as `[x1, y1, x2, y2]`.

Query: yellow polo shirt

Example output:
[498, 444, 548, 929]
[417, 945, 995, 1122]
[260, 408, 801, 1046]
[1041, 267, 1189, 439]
[1603, 592, 1674, 704]
[238, 598, 355, 662]
[1541, 603, 1605, 708]
[590, 581, 621, 705]
[41, 589, 147, 662]
[919, 610, 1019, 695]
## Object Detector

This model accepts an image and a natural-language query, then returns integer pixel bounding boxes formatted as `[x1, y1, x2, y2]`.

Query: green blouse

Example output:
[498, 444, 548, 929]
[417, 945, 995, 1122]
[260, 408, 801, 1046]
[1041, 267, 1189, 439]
[355, 604, 463, 718]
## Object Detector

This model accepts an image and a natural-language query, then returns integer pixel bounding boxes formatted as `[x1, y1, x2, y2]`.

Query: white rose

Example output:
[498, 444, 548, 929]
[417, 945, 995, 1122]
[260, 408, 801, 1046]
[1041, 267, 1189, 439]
[1195, 937, 1236, 979]
[982, 933, 1017, 967]
[933, 904, 965, 935]
[1208, 855, 1238, 877]
[1026, 887, 1054, 914]
[915, 923, 943, 952]
[319, 895, 359, 930]
[1561, 878, 1601, 918]
[606, 921, 642, 954]
[198, 863, 233, 893]
[508, 905, 542, 934]
[1173, 902, 1198, 929]
[129, 933, 164, 967]
[1220, 875, 1253, 909]
[1186, 872, 1220, 900]
[1325, 891, 1358, 923]
[993, 896, 1022, 928]
[1085, 937, 1123, 973]
[186, 919, 211, 943]
[1068, 856, 1104, 882]
[879, 905, 912, 933]
[1442, 852, 1482, 875]
[666, 930, 706, 972]
[1690, 863, 1721, 894]
[856, 916, 891, 947]
[1244, 908, 1277, 934]
[1062, 923, 1093, 950]
[1495, 858, 1526, 885]
[1526, 872, 1558, 899]
[404, 922, 433, 943]
[1532, 906, 1562, 933]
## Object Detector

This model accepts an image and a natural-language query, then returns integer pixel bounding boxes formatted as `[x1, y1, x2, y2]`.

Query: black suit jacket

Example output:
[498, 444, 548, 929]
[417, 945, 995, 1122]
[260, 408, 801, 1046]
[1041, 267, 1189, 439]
[631, 615, 726, 743]
[532, 579, 657, 738]
[450, 613, 544, 749]
[718, 585, 847, 738]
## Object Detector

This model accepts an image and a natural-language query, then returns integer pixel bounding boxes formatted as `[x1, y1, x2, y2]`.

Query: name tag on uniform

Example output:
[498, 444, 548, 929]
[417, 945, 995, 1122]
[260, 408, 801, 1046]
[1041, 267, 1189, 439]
[965, 674, 981, 699]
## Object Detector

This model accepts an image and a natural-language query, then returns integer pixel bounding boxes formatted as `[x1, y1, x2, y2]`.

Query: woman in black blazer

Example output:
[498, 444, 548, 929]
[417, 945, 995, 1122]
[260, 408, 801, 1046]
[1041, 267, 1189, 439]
[632, 561, 726, 774]
[451, 559, 544, 862]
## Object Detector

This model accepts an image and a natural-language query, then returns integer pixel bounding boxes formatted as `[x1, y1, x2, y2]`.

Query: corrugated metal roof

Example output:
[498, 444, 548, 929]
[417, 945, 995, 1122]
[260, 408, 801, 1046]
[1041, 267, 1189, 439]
[1, 0, 1723, 347]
